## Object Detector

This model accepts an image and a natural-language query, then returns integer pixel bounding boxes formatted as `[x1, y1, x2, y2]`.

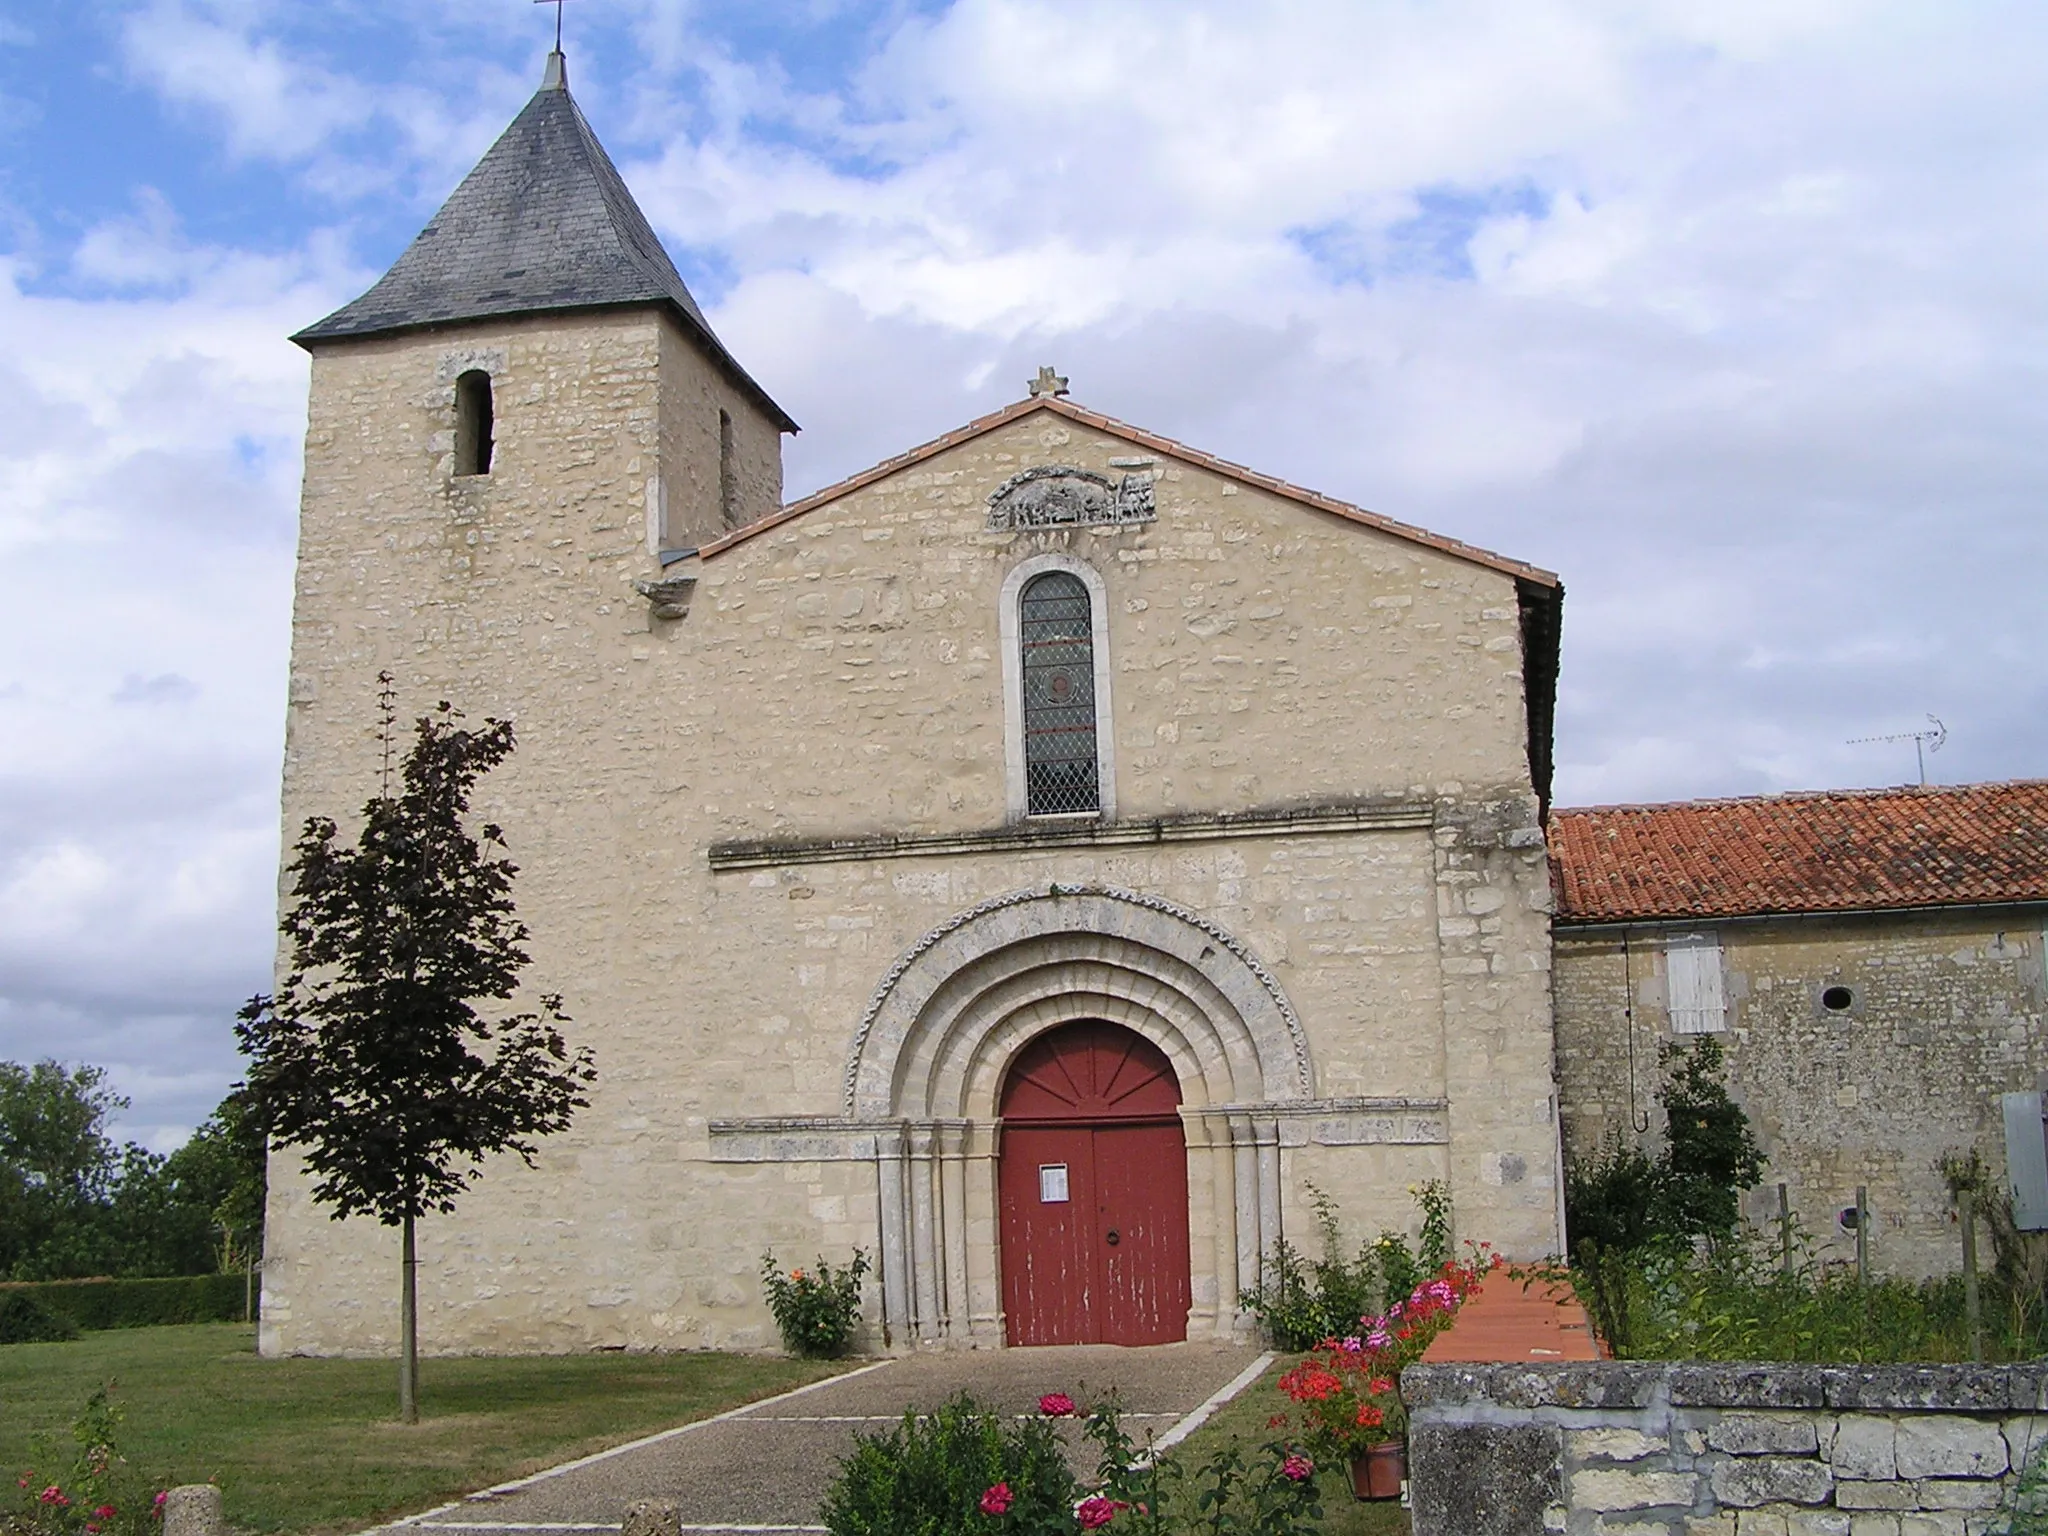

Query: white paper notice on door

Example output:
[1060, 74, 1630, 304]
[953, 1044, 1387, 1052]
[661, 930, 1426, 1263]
[1038, 1163, 1070, 1203]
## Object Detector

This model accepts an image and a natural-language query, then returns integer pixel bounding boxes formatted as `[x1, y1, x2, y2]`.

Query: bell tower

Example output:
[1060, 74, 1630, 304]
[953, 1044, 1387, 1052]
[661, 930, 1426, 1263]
[273, 42, 798, 1033]
[292, 45, 795, 560]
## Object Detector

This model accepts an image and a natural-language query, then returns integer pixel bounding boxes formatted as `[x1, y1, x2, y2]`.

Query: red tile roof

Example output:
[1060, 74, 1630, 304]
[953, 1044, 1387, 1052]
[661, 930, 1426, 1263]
[1550, 781, 2048, 923]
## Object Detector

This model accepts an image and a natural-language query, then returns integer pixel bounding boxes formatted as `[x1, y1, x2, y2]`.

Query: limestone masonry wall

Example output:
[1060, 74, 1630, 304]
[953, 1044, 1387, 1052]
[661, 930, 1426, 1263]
[1555, 916, 2048, 1278]
[1406, 1359, 2048, 1536]
[268, 307, 1561, 1355]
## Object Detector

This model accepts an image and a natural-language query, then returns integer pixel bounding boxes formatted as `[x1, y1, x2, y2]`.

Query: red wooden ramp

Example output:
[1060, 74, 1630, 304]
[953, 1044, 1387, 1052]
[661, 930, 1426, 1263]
[1420, 1273, 1604, 1363]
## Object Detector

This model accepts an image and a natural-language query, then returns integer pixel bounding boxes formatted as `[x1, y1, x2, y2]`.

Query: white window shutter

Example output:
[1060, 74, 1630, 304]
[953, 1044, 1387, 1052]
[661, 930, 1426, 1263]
[2005, 1092, 2048, 1231]
[1667, 933, 1727, 1034]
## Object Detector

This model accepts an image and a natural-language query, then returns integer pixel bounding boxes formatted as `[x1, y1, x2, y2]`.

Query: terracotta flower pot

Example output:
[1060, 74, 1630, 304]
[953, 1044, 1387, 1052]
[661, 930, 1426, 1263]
[1349, 1440, 1407, 1500]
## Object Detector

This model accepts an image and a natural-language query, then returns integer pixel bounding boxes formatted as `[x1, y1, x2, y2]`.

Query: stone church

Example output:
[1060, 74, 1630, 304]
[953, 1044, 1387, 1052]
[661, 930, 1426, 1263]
[260, 49, 1566, 1356]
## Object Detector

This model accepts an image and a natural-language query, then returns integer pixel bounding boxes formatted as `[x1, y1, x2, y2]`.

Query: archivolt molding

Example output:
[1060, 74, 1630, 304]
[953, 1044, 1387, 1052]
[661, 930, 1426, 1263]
[843, 884, 1313, 1116]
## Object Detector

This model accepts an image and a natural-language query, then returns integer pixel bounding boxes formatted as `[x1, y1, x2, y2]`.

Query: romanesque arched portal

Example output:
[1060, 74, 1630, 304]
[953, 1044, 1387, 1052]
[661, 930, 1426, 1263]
[842, 885, 1313, 1346]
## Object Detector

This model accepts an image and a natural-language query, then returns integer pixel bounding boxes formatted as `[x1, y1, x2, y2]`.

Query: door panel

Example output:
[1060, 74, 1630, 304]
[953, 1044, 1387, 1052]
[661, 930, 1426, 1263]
[1094, 1122, 1193, 1345]
[998, 1124, 1098, 1346]
[997, 1021, 1190, 1346]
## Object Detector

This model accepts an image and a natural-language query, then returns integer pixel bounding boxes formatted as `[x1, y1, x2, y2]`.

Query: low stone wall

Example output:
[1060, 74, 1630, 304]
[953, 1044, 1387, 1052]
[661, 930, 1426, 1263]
[1403, 1361, 2048, 1536]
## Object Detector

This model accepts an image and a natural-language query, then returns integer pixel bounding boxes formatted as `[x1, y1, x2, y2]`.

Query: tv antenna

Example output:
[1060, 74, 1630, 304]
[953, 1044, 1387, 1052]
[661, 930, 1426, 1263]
[1848, 715, 1947, 786]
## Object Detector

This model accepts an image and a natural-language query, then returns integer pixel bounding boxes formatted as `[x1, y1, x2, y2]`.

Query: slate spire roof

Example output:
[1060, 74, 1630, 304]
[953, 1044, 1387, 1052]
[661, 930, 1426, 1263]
[293, 51, 795, 432]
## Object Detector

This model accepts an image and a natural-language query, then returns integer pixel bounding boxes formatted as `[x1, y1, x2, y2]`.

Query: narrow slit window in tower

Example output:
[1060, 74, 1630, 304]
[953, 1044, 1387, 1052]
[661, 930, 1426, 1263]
[1020, 571, 1100, 815]
[719, 409, 740, 527]
[454, 370, 494, 476]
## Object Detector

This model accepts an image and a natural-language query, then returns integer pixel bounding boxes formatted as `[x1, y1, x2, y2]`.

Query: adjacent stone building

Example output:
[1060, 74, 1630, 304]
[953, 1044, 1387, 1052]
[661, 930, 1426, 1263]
[259, 50, 1569, 1356]
[1551, 782, 2048, 1278]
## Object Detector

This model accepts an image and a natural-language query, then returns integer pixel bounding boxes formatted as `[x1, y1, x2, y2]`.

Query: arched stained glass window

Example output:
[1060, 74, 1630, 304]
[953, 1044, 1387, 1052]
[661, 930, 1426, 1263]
[1020, 571, 1100, 815]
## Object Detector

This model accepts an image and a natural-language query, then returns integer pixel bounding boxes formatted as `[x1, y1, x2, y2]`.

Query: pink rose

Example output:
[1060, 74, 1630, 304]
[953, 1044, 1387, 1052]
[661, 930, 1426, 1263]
[979, 1482, 1013, 1516]
[1038, 1392, 1076, 1417]
[1076, 1496, 1125, 1529]
[1282, 1453, 1314, 1482]
[40, 1487, 69, 1507]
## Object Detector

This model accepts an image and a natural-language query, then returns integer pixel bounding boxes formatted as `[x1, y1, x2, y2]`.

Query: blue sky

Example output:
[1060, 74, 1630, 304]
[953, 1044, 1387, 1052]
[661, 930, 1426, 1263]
[1, 0, 2045, 1147]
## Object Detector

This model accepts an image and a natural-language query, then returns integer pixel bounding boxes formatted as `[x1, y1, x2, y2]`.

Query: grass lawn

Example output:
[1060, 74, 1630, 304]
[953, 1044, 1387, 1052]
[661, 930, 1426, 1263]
[1158, 1356, 1410, 1536]
[0, 1324, 847, 1535]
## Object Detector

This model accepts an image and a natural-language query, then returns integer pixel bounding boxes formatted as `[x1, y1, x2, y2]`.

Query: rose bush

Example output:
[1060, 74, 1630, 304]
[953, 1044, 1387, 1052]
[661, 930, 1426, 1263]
[820, 1387, 1320, 1534]
[759, 1250, 870, 1358]
[6, 1389, 172, 1536]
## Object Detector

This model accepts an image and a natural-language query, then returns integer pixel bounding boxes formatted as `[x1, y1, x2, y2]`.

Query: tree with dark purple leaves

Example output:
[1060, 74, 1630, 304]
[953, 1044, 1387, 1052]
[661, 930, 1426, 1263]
[237, 674, 595, 1423]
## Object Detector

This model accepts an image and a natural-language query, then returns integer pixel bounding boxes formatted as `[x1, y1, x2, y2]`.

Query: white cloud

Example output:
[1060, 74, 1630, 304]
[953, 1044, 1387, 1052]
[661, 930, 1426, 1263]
[8, 0, 2046, 1139]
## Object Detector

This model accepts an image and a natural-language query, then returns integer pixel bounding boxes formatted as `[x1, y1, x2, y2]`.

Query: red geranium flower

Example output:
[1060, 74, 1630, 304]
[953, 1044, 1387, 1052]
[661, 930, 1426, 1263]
[1038, 1392, 1076, 1417]
[979, 1482, 1013, 1516]
[95, 1505, 119, 1519]
[1355, 1404, 1384, 1428]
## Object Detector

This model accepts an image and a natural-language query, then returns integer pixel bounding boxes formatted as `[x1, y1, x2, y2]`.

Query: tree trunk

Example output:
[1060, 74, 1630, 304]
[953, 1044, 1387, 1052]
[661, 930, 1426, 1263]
[400, 1213, 418, 1424]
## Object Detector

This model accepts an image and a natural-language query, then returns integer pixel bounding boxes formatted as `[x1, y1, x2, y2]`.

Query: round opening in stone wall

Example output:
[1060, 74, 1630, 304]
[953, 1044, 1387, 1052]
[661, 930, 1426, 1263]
[1822, 985, 1855, 1012]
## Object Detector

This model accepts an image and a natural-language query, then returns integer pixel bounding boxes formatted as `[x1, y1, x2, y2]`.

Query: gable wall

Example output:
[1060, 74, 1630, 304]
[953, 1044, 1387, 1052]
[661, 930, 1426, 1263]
[682, 412, 1537, 836]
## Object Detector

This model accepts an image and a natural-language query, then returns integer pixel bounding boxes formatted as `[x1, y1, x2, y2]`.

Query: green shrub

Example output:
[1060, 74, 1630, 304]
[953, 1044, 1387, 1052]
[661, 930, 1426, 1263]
[0, 1273, 250, 1332]
[760, 1250, 869, 1358]
[1579, 1230, 2048, 1364]
[819, 1394, 1073, 1536]
[0, 1289, 78, 1344]
[1565, 1038, 1765, 1261]
[1991, 1439, 2048, 1535]
[1238, 1180, 1450, 1350]
[818, 1391, 1321, 1536]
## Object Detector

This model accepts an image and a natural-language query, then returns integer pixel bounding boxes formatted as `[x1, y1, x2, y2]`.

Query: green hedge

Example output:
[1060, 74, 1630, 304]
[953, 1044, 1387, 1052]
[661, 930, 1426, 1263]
[0, 1274, 254, 1333]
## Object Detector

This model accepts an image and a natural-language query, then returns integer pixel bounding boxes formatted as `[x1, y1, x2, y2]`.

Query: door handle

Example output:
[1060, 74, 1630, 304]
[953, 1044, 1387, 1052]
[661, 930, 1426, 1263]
[1105, 1229, 1120, 1246]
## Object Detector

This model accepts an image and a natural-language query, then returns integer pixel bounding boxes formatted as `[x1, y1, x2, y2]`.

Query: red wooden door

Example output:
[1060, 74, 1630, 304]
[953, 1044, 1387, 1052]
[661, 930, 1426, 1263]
[998, 1021, 1192, 1346]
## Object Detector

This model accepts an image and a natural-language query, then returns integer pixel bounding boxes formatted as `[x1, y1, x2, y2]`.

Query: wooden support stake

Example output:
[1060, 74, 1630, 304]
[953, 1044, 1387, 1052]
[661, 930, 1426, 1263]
[1855, 1185, 1869, 1285]
[1779, 1182, 1794, 1274]
[1962, 1187, 1983, 1363]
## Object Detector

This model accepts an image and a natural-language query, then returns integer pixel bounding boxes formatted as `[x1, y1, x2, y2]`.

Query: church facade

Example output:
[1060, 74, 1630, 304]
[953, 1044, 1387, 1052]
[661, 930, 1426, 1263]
[259, 52, 1566, 1356]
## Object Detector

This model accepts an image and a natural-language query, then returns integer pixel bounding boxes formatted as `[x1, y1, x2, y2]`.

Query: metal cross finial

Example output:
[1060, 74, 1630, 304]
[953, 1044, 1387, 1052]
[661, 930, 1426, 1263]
[1028, 366, 1070, 399]
[534, 0, 568, 54]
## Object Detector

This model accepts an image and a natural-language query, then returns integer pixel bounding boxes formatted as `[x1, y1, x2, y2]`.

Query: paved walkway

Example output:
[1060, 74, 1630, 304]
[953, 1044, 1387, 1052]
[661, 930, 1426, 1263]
[374, 1343, 1268, 1536]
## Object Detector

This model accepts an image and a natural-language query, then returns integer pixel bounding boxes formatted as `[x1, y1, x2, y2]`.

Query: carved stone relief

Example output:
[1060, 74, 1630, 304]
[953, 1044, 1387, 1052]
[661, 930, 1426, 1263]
[986, 465, 1155, 531]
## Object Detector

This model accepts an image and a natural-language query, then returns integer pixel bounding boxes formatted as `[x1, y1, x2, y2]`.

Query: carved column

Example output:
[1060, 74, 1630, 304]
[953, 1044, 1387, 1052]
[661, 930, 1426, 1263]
[1229, 1111, 1262, 1297]
[1255, 1111, 1283, 1275]
[875, 1123, 912, 1346]
[937, 1119, 971, 1343]
[908, 1122, 942, 1342]
[968, 1119, 1005, 1340]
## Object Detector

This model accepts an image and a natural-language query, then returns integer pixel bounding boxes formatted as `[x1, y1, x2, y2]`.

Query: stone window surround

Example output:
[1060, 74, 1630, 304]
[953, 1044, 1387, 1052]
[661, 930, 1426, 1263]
[1000, 553, 1117, 823]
